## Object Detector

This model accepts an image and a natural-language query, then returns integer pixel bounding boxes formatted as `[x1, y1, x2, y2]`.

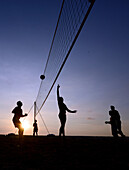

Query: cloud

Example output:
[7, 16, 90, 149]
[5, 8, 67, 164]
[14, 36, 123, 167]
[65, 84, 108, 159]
[87, 117, 95, 120]
[87, 110, 93, 113]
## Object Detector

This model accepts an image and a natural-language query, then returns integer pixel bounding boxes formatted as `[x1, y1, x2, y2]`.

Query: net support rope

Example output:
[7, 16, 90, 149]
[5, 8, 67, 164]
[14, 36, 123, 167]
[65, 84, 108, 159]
[36, 105, 50, 134]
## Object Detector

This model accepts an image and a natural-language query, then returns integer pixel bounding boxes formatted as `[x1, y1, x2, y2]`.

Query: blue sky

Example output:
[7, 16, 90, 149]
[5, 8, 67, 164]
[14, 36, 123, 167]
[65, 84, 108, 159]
[0, 0, 129, 136]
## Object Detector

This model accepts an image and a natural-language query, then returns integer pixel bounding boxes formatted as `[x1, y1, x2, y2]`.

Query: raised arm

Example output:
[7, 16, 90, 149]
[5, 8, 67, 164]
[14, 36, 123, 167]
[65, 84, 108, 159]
[57, 84, 60, 101]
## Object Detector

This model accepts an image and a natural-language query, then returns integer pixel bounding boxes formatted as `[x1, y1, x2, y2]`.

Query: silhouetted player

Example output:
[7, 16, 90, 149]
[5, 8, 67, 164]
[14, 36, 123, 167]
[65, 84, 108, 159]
[57, 84, 77, 137]
[33, 120, 38, 136]
[12, 101, 28, 138]
[105, 105, 125, 137]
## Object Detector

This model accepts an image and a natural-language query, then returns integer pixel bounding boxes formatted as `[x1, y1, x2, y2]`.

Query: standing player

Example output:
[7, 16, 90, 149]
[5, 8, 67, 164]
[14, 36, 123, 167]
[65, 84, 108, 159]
[105, 105, 125, 137]
[33, 120, 38, 136]
[12, 101, 28, 138]
[57, 84, 77, 137]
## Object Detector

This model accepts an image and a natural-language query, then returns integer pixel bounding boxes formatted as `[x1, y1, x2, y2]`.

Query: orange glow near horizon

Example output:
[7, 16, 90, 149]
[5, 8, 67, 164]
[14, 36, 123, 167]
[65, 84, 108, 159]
[21, 120, 30, 130]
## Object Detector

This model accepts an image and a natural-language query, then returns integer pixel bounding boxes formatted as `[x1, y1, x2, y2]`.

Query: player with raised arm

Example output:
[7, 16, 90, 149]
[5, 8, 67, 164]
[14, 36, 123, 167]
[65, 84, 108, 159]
[57, 85, 77, 137]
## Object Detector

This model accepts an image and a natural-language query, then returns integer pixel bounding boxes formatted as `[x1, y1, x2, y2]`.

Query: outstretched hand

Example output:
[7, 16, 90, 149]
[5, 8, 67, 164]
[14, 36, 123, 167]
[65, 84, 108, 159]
[74, 110, 77, 113]
[25, 113, 28, 116]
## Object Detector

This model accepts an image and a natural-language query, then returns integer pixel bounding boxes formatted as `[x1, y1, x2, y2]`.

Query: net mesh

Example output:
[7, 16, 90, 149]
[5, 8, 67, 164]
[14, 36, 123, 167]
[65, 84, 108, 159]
[36, 0, 95, 114]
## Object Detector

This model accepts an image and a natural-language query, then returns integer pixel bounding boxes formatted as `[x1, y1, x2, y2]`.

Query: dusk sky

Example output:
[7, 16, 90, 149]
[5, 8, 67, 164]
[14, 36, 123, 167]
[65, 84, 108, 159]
[0, 0, 129, 136]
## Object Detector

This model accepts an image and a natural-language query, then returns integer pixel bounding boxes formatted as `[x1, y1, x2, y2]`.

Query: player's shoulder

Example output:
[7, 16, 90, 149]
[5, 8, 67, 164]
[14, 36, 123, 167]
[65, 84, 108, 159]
[12, 106, 18, 112]
[115, 109, 119, 113]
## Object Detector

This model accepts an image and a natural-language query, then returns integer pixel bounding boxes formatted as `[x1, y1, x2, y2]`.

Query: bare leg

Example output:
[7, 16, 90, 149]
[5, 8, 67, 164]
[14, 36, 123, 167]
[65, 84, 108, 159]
[111, 125, 118, 137]
[117, 123, 125, 137]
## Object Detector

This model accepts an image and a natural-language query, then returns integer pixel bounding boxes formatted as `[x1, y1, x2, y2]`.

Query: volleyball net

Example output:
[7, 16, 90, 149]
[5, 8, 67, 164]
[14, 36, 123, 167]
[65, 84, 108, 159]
[35, 0, 95, 115]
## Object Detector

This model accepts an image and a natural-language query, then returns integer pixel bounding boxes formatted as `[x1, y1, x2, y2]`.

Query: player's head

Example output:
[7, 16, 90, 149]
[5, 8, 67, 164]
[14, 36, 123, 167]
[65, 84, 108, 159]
[17, 101, 23, 107]
[110, 105, 115, 110]
[59, 97, 64, 103]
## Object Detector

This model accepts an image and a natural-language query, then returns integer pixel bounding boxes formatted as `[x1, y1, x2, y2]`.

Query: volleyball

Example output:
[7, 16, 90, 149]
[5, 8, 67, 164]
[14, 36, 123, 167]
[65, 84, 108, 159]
[40, 75, 45, 80]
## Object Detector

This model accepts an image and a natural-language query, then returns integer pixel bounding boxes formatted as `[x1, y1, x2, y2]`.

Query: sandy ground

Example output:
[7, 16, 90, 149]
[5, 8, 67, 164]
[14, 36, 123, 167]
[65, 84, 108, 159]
[0, 135, 128, 170]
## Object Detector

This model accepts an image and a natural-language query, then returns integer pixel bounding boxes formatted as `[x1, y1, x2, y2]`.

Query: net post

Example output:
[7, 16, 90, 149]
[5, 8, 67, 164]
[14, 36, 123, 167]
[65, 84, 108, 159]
[34, 101, 36, 122]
